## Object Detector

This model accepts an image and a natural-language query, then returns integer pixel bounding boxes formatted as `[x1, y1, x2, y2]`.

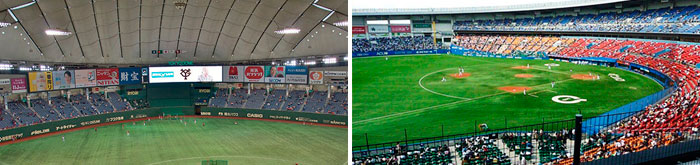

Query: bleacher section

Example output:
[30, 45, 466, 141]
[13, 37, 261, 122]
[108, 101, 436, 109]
[107, 92, 131, 111]
[89, 93, 114, 114]
[453, 5, 700, 34]
[51, 97, 80, 119]
[71, 94, 98, 116]
[302, 91, 327, 113]
[243, 89, 266, 109]
[227, 89, 247, 108]
[30, 99, 61, 122]
[0, 109, 17, 130]
[8, 102, 42, 126]
[327, 92, 348, 115]
[263, 89, 286, 110]
[284, 90, 307, 112]
[207, 88, 345, 115]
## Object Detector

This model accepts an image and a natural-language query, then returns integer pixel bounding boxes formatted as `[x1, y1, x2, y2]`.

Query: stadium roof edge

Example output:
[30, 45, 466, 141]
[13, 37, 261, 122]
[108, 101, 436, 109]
[352, 0, 629, 16]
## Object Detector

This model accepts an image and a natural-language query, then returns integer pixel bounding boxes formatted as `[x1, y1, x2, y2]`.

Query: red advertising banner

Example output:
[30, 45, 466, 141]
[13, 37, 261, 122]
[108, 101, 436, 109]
[352, 26, 367, 34]
[96, 68, 119, 86]
[11, 78, 26, 93]
[390, 25, 411, 33]
[244, 66, 265, 82]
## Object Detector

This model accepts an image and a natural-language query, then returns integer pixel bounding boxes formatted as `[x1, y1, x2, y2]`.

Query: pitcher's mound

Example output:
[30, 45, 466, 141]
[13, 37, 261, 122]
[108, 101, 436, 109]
[498, 86, 532, 93]
[450, 73, 471, 78]
[511, 66, 530, 69]
[515, 74, 534, 78]
[571, 74, 597, 80]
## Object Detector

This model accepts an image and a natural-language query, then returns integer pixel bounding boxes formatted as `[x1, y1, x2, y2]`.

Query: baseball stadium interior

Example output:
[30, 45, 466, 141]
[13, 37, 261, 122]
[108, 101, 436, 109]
[0, 0, 348, 164]
[352, 0, 700, 164]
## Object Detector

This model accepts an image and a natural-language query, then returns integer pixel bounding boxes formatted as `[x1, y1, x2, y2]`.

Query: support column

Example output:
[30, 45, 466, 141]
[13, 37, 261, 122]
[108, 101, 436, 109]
[27, 95, 31, 108]
[327, 85, 331, 98]
[47, 92, 52, 105]
[86, 88, 90, 100]
[67, 91, 71, 102]
[3, 95, 7, 110]
[574, 114, 583, 165]
[306, 85, 310, 95]
[286, 84, 290, 97]
[247, 83, 251, 94]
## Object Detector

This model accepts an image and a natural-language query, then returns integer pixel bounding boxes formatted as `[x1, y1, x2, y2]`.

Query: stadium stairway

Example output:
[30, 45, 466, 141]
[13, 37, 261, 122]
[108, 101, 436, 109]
[532, 140, 541, 164]
[25, 103, 45, 123]
[104, 95, 117, 112]
[449, 146, 462, 164]
[46, 101, 66, 120]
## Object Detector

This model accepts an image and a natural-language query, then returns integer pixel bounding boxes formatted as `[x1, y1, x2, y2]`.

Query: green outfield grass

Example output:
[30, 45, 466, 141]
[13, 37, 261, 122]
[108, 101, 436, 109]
[352, 54, 663, 146]
[0, 118, 347, 165]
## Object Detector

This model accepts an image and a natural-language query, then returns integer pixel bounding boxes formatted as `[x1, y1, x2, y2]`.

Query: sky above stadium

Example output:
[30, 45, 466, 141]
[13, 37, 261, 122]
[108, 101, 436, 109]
[352, 0, 571, 9]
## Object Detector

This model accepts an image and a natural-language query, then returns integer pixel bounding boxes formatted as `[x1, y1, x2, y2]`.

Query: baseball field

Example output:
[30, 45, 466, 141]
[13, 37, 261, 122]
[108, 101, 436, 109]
[0, 118, 347, 164]
[352, 54, 663, 146]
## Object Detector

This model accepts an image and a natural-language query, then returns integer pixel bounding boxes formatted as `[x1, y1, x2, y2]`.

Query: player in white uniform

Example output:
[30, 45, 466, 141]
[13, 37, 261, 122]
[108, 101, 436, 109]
[442, 76, 447, 82]
[551, 81, 555, 88]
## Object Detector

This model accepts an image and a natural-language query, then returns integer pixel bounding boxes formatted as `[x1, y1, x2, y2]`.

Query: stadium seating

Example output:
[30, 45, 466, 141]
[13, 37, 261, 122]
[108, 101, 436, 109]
[353, 36, 437, 52]
[450, 34, 700, 163]
[50, 96, 81, 119]
[453, 5, 700, 34]
[326, 92, 348, 115]
[207, 88, 346, 115]
[8, 102, 42, 126]
[243, 89, 266, 109]
[209, 89, 229, 108]
[0, 108, 18, 130]
[284, 90, 307, 112]
[71, 94, 98, 116]
[227, 89, 248, 108]
[30, 99, 62, 122]
[89, 93, 114, 114]
[302, 91, 327, 113]
[108, 92, 132, 112]
[262, 89, 286, 110]
[457, 135, 510, 165]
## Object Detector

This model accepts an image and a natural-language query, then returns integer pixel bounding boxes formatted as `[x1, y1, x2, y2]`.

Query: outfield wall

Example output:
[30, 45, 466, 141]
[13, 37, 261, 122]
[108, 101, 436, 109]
[0, 107, 346, 143]
[0, 108, 162, 143]
[200, 107, 347, 126]
[450, 45, 549, 60]
[352, 49, 449, 57]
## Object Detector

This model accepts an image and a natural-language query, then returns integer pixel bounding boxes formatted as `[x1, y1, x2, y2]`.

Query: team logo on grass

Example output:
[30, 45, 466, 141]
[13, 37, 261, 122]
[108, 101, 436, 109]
[608, 73, 625, 82]
[544, 63, 560, 67]
[552, 95, 588, 104]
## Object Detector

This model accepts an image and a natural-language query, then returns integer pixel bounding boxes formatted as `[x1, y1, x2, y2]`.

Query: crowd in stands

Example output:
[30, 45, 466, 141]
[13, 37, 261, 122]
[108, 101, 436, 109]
[208, 88, 348, 115]
[458, 135, 509, 165]
[450, 34, 700, 163]
[262, 89, 286, 110]
[453, 6, 700, 34]
[353, 36, 438, 52]
[354, 143, 454, 165]
[351, 34, 699, 163]
[0, 92, 132, 131]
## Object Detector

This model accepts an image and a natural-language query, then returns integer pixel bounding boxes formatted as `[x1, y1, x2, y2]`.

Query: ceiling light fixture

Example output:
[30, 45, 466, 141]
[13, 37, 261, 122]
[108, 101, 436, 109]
[322, 11, 335, 21]
[45, 29, 72, 36]
[312, 3, 332, 12]
[333, 20, 348, 27]
[274, 28, 300, 34]
[11, 1, 36, 10]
